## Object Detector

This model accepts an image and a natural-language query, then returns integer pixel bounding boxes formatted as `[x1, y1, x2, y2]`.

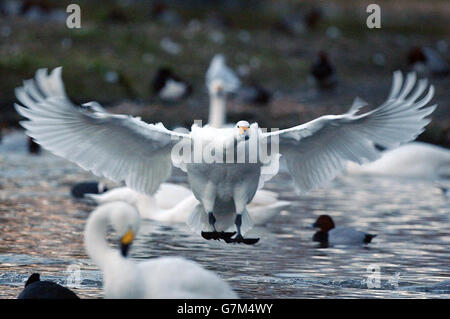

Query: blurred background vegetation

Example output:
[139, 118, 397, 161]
[0, 0, 449, 146]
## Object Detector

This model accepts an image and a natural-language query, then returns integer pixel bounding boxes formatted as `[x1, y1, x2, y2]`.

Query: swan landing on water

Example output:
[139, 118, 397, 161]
[15, 68, 436, 244]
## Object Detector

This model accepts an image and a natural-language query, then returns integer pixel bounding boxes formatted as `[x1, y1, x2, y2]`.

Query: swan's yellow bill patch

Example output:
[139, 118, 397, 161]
[239, 126, 249, 135]
[121, 230, 134, 245]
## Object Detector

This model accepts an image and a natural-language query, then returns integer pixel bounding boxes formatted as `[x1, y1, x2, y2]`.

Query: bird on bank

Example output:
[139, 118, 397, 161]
[309, 51, 337, 89]
[71, 181, 109, 199]
[85, 201, 238, 298]
[152, 67, 192, 102]
[15, 67, 436, 245]
[312, 215, 376, 246]
[17, 273, 79, 299]
[407, 46, 449, 77]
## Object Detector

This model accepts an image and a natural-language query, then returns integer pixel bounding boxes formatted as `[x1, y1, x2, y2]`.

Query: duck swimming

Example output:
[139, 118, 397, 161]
[312, 215, 376, 246]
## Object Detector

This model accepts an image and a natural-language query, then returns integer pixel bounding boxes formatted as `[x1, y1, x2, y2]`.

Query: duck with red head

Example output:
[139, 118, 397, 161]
[312, 215, 376, 246]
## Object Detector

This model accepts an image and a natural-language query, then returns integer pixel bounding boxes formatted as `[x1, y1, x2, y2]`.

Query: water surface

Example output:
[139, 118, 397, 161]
[0, 133, 449, 298]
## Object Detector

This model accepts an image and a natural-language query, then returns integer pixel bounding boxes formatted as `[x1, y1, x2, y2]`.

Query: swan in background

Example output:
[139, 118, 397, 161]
[312, 215, 376, 246]
[85, 201, 238, 298]
[16, 68, 436, 244]
[205, 54, 241, 128]
[346, 142, 450, 180]
[18, 273, 79, 299]
[152, 67, 192, 102]
[87, 183, 290, 225]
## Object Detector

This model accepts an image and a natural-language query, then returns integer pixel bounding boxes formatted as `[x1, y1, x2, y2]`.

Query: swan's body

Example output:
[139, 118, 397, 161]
[88, 56, 287, 228]
[16, 68, 436, 243]
[346, 142, 450, 180]
[85, 202, 237, 298]
[87, 184, 290, 225]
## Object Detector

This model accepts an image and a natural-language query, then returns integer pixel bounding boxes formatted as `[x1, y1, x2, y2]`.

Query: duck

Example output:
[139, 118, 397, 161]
[346, 142, 450, 180]
[408, 46, 449, 77]
[27, 136, 40, 154]
[16, 68, 436, 244]
[152, 67, 192, 102]
[71, 181, 109, 199]
[312, 215, 376, 246]
[86, 183, 290, 225]
[85, 201, 238, 298]
[309, 51, 337, 89]
[237, 81, 272, 106]
[17, 273, 79, 299]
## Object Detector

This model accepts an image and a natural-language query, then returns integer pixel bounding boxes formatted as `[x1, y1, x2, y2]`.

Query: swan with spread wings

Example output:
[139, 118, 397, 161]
[15, 68, 436, 244]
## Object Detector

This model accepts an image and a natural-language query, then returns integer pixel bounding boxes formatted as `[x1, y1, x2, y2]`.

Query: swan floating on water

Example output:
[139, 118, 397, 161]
[15, 68, 436, 244]
[346, 142, 450, 180]
[85, 201, 238, 298]
[86, 183, 290, 225]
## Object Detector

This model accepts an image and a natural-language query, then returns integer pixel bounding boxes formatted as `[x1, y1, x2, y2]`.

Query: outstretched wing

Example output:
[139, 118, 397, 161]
[264, 71, 436, 192]
[15, 67, 190, 195]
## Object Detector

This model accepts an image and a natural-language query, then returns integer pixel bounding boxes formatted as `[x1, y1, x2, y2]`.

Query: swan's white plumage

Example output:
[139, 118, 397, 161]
[346, 142, 450, 179]
[85, 202, 238, 298]
[87, 184, 290, 225]
[206, 54, 241, 94]
[16, 68, 436, 235]
[15, 68, 188, 196]
[264, 72, 436, 192]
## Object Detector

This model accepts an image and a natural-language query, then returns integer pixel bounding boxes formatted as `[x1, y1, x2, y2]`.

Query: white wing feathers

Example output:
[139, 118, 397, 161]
[15, 67, 189, 195]
[265, 71, 436, 193]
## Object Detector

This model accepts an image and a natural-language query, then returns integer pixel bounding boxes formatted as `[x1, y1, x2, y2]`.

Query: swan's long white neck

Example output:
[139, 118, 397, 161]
[208, 93, 226, 128]
[84, 206, 118, 271]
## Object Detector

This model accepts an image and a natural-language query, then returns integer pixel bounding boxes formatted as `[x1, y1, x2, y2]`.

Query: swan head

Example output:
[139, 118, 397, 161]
[236, 120, 250, 141]
[107, 202, 141, 257]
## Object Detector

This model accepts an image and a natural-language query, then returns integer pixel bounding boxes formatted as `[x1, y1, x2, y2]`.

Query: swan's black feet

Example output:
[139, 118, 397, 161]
[201, 231, 236, 241]
[225, 234, 260, 245]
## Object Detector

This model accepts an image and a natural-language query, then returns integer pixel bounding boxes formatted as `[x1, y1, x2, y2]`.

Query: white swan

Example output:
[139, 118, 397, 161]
[16, 68, 436, 244]
[346, 142, 450, 180]
[206, 54, 240, 128]
[85, 201, 238, 298]
[88, 55, 287, 226]
[87, 184, 290, 225]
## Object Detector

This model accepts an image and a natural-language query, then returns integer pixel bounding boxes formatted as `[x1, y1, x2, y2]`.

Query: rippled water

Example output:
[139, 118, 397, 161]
[1, 132, 449, 298]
